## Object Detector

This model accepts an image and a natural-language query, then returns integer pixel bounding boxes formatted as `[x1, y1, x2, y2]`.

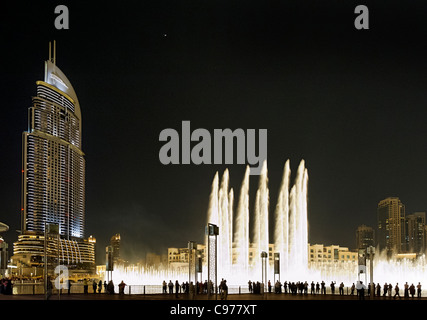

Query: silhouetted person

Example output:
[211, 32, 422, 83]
[357, 281, 366, 300]
[383, 283, 388, 296]
[93, 279, 97, 293]
[67, 279, 72, 295]
[409, 283, 415, 298]
[330, 281, 336, 294]
[404, 282, 409, 298]
[118, 280, 126, 294]
[175, 280, 180, 298]
[393, 283, 401, 299]
[83, 278, 88, 294]
[339, 282, 344, 295]
[107, 280, 115, 294]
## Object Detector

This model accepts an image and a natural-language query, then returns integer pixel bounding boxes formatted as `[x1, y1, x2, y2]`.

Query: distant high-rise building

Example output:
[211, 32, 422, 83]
[406, 212, 426, 254]
[110, 234, 121, 263]
[356, 225, 375, 249]
[11, 42, 95, 276]
[377, 197, 406, 255]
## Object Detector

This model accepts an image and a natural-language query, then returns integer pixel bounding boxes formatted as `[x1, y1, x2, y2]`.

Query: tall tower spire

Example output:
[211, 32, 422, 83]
[48, 40, 56, 65]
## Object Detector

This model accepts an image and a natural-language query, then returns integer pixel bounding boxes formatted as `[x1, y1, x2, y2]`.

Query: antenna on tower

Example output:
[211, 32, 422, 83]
[53, 40, 56, 65]
[48, 40, 56, 65]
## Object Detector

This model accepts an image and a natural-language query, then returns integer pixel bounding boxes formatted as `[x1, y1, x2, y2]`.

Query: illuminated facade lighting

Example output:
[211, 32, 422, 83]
[12, 41, 94, 275]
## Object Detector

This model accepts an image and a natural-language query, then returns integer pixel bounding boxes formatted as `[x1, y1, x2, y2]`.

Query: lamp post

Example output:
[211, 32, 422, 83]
[188, 240, 197, 295]
[206, 223, 219, 300]
[274, 253, 280, 284]
[367, 246, 375, 299]
[261, 251, 268, 294]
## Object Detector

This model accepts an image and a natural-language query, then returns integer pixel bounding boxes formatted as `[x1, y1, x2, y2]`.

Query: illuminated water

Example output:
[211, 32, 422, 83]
[110, 160, 427, 290]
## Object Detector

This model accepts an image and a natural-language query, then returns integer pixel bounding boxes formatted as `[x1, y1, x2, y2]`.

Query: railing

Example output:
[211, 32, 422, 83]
[10, 282, 367, 296]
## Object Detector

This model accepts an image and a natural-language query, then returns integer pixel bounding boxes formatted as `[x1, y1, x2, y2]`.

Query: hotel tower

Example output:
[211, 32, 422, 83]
[12, 42, 95, 275]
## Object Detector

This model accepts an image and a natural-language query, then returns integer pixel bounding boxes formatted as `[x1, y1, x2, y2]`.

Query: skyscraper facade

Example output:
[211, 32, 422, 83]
[21, 44, 85, 238]
[355, 224, 375, 250]
[110, 234, 121, 264]
[377, 197, 406, 255]
[11, 42, 95, 276]
[406, 212, 426, 254]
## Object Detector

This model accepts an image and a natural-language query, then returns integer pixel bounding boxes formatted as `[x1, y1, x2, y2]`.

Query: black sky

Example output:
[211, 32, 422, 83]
[2, 0, 427, 263]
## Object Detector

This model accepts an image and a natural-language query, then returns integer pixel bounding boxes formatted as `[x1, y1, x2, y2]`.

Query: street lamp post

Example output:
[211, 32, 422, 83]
[206, 223, 219, 300]
[367, 246, 375, 299]
[188, 241, 197, 295]
[274, 253, 280, 284]
[261, 251, 268, 294]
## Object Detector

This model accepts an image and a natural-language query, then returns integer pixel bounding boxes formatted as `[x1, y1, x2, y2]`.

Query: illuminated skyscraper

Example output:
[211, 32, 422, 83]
[355, 224, 375, 250]
[406, 212, 426, 254]
[12, 42, 94, 275]
[21, 41, 85, 238]
[110, 234, 121, 264]
[377, 197, 406, 255]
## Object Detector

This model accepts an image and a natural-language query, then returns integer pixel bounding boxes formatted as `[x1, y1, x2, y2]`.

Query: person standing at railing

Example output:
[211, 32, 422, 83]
[175, 280, 180, 298]
[321, 281, 326, 295]
[162, 280, 167, 294]
[67, 279, 72, 295]
[93, 279, 97, 293]
[98, 280, 102, 293]
[107, 280, 115, 294]
[393, 283, 401, 299]
[118, 280, 126, 294]
[189, 281, 195, 300]
[220, 280, 228, 300]
[83, 278, 88, 294]
[339, 282, 344, 295]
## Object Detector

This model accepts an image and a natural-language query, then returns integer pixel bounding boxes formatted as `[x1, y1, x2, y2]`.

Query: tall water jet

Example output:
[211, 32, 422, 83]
[218, 169, 232, 275]
[288, 160, 309, 277]
[274, 160, 290, 276]
[206, 172, 219, 225]
[233, 166, 250, 275]
[206, 159, 309, 283]
[288, 185, 298, 272]
[301, 167, 309, 268]
[228, 188, 234, 272]
[252, 161, 269, 275]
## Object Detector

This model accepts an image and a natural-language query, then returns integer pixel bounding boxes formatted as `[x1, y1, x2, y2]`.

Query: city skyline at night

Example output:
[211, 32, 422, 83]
[2, 1, 427, 266]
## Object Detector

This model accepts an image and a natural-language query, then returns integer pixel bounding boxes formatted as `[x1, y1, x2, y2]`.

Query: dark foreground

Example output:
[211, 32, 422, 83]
[1, 292, 422, 318]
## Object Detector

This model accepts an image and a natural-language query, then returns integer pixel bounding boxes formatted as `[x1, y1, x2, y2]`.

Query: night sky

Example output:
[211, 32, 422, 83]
[2, 0, 427, 264]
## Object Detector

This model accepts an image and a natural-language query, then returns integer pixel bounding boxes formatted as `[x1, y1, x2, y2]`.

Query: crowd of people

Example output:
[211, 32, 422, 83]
[81, 279, 127, 295]
[162, 278, 229, 299]
[0, 276, 130, 296]
[250, 279, 423, 299]
[158, 278, 423, 300]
